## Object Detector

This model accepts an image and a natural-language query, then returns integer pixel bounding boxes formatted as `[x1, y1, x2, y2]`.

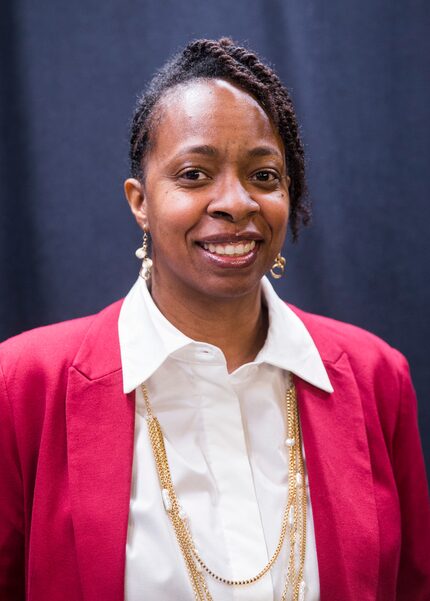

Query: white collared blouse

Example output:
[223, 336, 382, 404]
[119, 277, 333, 601]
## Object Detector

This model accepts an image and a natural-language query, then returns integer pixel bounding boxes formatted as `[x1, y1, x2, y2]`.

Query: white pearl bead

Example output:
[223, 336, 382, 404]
[161, 488, 172, 511]
[285, 437, 295, 447]
[135, 247, 145, 259]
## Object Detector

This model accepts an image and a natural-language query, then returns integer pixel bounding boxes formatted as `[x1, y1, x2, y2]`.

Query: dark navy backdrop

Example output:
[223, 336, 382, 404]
[1, 0, 429, 468]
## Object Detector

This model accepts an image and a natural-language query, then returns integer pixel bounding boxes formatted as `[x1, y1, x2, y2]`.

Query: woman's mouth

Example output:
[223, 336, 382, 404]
[196, 239, 260, 269]
[201, 240, 256, 256]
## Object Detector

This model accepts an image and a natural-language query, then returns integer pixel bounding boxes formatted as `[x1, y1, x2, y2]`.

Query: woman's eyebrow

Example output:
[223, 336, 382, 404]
[174, 145, 219, 158]
[246, 146, 283, 159]
[172, 145, 283, 160]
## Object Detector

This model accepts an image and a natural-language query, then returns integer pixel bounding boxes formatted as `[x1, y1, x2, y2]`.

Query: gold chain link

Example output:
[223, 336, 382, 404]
[141, 381, 307, 601]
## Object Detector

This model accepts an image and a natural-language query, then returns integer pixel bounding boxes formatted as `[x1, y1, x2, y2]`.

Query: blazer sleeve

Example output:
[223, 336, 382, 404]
[393, 357, 430, 600]
[0, 359, 25, 600]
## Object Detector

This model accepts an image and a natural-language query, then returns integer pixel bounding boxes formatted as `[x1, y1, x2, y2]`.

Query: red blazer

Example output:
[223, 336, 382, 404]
[0, 300, 429, 601]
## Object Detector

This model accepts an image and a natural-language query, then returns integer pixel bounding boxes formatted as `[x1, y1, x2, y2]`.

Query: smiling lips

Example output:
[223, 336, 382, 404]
[201, 240, 256, 256]
[197, 238, 260, 269]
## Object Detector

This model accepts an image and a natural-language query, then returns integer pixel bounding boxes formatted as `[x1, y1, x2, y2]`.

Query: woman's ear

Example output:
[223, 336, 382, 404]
[124, 178, 149, 230]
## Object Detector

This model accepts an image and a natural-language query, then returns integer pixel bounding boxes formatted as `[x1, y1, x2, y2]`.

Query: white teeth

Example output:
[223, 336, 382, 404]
[202, 240, 256, 256]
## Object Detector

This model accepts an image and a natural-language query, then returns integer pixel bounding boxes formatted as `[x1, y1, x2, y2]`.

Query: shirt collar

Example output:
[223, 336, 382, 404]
[118, 276, 333, 394]
[257, 277, 333, 392]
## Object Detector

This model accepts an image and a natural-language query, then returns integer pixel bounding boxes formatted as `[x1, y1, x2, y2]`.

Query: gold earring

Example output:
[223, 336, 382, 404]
[135, 231, 153, 280]
[270, 253, 286, 279]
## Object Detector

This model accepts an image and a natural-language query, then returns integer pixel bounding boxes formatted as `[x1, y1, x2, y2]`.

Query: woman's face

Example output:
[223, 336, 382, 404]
[125, 79, 290, 303]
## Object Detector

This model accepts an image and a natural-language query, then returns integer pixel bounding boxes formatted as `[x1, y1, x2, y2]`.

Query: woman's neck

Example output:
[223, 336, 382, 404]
[149, 279, 268, 373]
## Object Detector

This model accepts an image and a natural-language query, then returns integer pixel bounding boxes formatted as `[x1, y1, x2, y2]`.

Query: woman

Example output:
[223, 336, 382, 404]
[0, 38, 429, 601]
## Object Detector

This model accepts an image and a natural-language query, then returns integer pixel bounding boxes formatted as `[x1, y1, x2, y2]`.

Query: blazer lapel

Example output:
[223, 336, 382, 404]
[296, 353, 379, 601]
[66, 302, 135, 601]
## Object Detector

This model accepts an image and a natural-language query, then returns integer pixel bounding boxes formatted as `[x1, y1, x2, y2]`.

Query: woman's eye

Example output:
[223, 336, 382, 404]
[179, 169, 207, 181]
[252, 170, 280, 183]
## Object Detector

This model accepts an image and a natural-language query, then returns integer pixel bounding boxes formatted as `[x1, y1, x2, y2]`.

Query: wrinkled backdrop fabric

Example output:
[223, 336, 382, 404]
[1, 0, 429, 470]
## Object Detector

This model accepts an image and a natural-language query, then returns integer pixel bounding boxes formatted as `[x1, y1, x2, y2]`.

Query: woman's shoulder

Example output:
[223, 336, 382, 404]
[289, 305, 416, 446]
[0, 299, 124, 379]
[0, 300, 124, 464]
[288, 303, 409, 377]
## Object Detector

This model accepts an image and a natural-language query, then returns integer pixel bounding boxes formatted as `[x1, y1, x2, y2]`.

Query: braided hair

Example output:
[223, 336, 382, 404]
[129, 38, 310, 240]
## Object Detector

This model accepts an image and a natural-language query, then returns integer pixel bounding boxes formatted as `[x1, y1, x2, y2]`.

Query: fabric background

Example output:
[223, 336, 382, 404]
[1, 0, 429, 470]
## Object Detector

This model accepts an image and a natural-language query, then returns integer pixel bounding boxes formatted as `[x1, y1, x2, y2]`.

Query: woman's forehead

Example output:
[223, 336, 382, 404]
[158, 78, 266, 120]
[151, 79, 283, 154]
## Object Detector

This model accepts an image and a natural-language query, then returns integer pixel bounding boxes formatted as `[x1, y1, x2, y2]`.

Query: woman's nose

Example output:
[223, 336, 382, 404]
[207, 177, 260, 223]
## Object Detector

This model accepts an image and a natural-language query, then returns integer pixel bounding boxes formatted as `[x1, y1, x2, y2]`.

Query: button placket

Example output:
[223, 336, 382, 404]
[200, 371, 274, 601]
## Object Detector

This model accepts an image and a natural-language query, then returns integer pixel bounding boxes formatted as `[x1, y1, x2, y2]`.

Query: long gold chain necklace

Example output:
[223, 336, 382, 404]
[141, 381, 307, 601]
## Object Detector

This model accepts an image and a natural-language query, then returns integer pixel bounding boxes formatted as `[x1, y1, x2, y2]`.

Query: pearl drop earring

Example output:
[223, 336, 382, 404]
[135, 231, 153, 280]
